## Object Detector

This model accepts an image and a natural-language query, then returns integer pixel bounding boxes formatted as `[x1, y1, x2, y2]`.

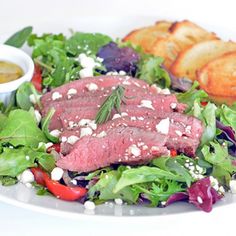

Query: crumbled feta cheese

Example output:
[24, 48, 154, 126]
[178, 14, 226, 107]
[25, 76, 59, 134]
[114, 198, 123, 205]
[160, 88, 171, 95]
[25, 155, 30, 161]
[112, 114, 122, 120]
[89, 120, 97, 130]
[197, 196, 203, 204]
[67, 135, 80, 144]
[170, 103, 177, 109]
[51, 167, 64, 181]
[52, 92, 62, 101]
[96, 131, 107, 138]
[128, 144, 141, 157]
[45, 142, 53, 149]
[86, 83, 98, 91]
[34, 110, 42, 124]
[151, 146, 159, 153]
[29, 94, 42, 104]
[137, 117, 144, 121]
[122, 80, 131, 85]
[78, 53, 87, 61]
[210, 176, 219, 191]
[19, 169, 34, 184]
[131, 116, 136, 121]
[78, 119, 92, 126]
[96, 57, 104, 63]
[195, 165, 204, 174]
[229, 180, 236, 194]
[71, 179, 77, 185]
[139, 100, 155, 110]
[50, 129, 61, 138]
[185, 125, 192, 134]
[150, 84, 162, 93]
[106, 71, 119, 76]
[84, 200, 96, 210]
[175, 130, 182, 136]
[142, 145, 148, 150]
[25, 183, 33, 188]
[121, 112, 128, 117]
[119, 70, 126, 76]
[219, 186, 225, 194]
[67, 88, 77, 96]
[80, 127, 93, 138]
[79, 56, 96, 68]
[79, 67, 93, 78]
[156, 118, 170, 135]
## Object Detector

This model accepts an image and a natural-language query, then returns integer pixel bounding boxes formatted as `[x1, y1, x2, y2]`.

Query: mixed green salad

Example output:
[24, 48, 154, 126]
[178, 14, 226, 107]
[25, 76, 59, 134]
[0, 26, 236, 213]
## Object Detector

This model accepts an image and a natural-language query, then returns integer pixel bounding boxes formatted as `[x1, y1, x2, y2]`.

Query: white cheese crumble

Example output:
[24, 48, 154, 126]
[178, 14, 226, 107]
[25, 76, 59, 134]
[86, 82, 98, 91]
[61, 137, 67, 142]
[119, 70, 126, 76]
[170, 103, 177, 109]
[78, 119, 97, 130]
[197, 196, 203, 204]
[67, 88, 77, 96]
[229, 180, 236, 194]
[29, 94, 42, 104]
[121, 112, 128, 117]
[25, 155, 30, 161]
[150, 84, 162, 93]
[34, 110, 42, 124]
[160, 88, 171, 95]
[84, 200, 96, 210]
[96, 131, 107, 138]
[52, 92, 62, 101]
[80, 127, 93, 138]
[45, 142, 53, 149]
[128, 144, 141, 157]
[185, 125, 192, 134]
[67, 135, 80, 145]
[112, 114, 122, 120]
[18, 169, 34, 184]
[175, 130, 182, 137]
[210, 176, 219, 191]
[122, 80, 131, 85]
[114, 198, 123, 205]
[79, 67, 93, 78]
[139, 100, 155, 110]
[49, 129, 61, 138]
[156, 118, 170, 135]
[79, 55, 96, 68]
[51, 167, 64, 181]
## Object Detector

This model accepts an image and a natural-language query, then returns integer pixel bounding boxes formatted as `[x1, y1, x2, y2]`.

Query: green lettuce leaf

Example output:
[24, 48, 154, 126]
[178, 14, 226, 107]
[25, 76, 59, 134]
[201, 141, 236, 184]
[0, 147, 55, 177]
[65, 32, 112, 56]
[177, 81, 208, 112]
[218, 104, 236, 132]
[0, 110, 47, 148]
[136, 55, 171, 88]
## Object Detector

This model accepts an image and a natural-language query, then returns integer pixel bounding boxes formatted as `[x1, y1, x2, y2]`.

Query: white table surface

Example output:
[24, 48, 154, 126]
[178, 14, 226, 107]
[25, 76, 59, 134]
[1, 0, 236, 235]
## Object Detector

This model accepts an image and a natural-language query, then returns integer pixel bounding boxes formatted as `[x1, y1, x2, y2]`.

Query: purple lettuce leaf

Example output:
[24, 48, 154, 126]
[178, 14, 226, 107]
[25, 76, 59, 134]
[216, 120, 236, 156]
[97, 42, 140, 75]
[187, 177, 222, 212]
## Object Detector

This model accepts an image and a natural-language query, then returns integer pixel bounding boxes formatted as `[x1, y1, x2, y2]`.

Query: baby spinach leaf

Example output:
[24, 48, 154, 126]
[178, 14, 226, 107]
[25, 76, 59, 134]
[0, 110, 47, 148]
[5, 26, 33, 48]
[0, 176, 18, 186]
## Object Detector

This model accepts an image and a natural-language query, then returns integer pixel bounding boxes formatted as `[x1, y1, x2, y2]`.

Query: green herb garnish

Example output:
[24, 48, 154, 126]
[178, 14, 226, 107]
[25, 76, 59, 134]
[95, 86, 125, 124]
[5, 26, 33, 48]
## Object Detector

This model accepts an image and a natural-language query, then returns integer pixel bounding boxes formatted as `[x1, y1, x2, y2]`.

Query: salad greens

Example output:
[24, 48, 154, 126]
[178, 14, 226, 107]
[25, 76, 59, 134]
[136, 55, 171, 88]
[4, 26, 33, 48]
[0, 110, 47, 148]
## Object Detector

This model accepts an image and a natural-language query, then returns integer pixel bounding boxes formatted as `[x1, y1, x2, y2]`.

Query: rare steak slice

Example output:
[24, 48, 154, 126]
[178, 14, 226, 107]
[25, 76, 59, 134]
[59, 113, 203, 156]
[56, 126, 168, 172]
[40, 75, 150, 105]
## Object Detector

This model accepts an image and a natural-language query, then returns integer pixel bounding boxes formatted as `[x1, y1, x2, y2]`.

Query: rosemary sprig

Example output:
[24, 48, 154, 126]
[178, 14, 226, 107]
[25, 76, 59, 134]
[95, 86, 125, 124]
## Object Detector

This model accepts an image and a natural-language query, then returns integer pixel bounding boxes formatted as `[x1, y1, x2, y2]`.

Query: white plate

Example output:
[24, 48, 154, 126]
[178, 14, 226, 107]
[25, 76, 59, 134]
[1, 15, 236, 219]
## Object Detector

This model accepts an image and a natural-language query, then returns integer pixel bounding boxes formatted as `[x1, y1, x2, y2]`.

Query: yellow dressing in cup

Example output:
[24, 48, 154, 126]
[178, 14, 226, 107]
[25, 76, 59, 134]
[0, 61, 24, 84]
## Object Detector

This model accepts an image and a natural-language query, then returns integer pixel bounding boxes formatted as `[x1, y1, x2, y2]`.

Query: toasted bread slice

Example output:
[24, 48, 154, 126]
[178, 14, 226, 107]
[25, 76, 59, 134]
[170, 40, 236, 81]
[151, 20, 218, 68]
[197, 51, 236, 99]
[123, 21, 172, 53]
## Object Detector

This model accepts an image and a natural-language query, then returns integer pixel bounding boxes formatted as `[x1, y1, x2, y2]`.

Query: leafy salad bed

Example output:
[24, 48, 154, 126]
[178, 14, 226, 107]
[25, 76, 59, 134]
[0, 26, 236, 212]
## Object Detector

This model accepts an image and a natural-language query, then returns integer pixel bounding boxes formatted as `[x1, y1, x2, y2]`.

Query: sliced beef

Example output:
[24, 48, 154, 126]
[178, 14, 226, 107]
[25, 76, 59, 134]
[41, 75, 150, 106]
[59, 113, 203, 156]
[56, 126, 168, 172]
[43, 93, 184, 130]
